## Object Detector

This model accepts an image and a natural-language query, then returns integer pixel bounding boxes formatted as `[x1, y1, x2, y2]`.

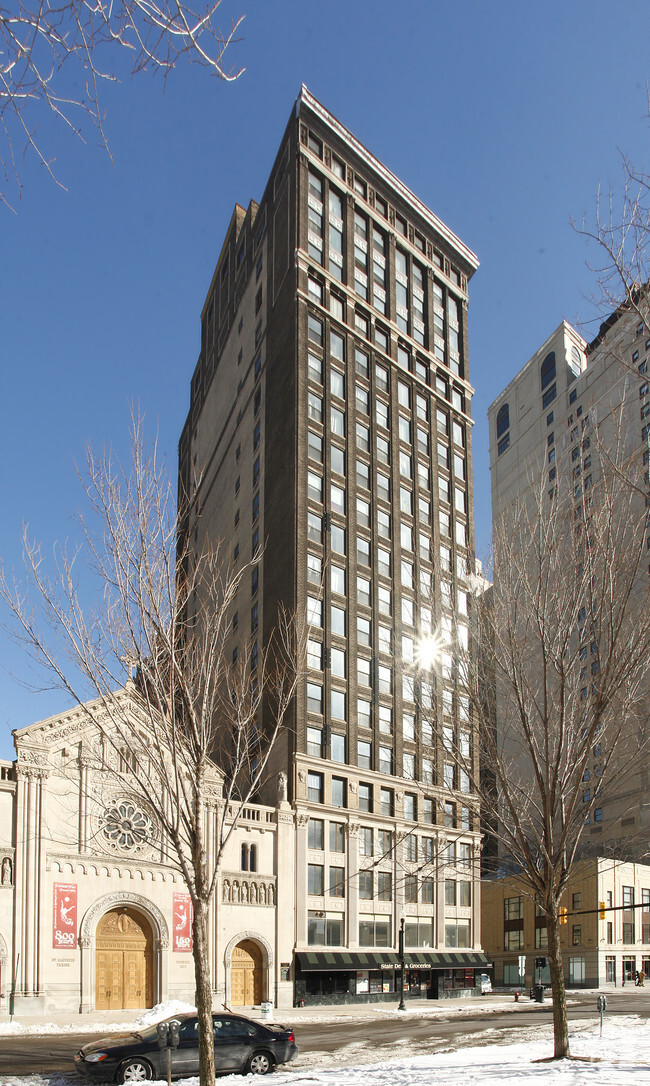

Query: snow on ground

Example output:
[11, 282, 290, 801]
[0, 1002, 197, 1036]
[1, 1015, 649, 1086]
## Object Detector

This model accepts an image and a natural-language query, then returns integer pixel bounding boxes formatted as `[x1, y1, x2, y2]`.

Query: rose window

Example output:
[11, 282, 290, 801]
[101, 801, 150, 850]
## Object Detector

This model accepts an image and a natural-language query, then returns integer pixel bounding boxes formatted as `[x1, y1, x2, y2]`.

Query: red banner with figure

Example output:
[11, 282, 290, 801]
[53, 883, 77, 949]
[172, 893, 193, 952]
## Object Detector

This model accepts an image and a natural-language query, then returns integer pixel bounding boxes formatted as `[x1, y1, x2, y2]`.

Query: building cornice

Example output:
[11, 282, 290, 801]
[297, 85, 479, 276]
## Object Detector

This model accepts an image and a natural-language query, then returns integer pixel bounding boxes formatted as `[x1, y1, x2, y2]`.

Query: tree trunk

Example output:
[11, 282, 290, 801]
[193, 898, 216, 1086]
[547, 911, 570, 1058]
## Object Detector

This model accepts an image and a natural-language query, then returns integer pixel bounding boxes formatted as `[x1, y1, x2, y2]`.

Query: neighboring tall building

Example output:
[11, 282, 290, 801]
[179, 87, 489, 1004]
[487, 307, 650, 859]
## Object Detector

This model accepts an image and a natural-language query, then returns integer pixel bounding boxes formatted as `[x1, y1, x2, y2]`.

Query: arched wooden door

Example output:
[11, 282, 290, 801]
[230, 940, 263, 1006]
[95, 908, 153, 1010]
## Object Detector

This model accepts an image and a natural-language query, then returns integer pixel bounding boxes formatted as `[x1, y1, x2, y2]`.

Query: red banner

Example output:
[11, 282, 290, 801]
[172, 893, 193, 952]
[53, 883, 77, 949]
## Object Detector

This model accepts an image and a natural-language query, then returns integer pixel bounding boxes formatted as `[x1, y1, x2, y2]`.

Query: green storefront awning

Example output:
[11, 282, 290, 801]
[405, 951, 491, 968]
[295, 950, 491, 972]
[296, 951, 399, 972]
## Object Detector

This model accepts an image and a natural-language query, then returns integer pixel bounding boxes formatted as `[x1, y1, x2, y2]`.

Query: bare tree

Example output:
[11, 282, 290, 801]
[0, 0, 243, 207]
[573, 94, 650, 341]
[0, 416, 302, 1086]
[459, 412, 650, 1059]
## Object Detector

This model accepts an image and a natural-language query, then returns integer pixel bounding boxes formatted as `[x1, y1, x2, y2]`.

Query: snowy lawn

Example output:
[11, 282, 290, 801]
[0, 1015, 648, 1085]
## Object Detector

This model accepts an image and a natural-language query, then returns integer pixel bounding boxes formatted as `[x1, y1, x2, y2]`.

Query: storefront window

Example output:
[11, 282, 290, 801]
[442, 968, 475, 990]
[307, 911, 344, 946]
[503, 961, 521, 985]
[405, 919, 434, 947]
[445, 919, 471, 948]
[359, 915, 392, 946]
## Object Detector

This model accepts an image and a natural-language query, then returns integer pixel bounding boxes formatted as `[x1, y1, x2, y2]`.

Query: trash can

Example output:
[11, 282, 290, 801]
[260, 1001, 274, 1022]
[533, 984, 545, 1003]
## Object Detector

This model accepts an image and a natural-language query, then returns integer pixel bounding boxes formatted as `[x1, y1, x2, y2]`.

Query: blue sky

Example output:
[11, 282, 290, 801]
[1, 0, 649, 755]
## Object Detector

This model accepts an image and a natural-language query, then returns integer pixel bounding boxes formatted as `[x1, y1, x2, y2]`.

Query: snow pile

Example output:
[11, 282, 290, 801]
[0, 999, 196, 1037]
[133, 1000, 196, 1026]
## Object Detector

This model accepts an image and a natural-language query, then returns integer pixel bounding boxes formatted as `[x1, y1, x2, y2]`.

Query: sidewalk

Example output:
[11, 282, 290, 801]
[0, 995, 526, 1034]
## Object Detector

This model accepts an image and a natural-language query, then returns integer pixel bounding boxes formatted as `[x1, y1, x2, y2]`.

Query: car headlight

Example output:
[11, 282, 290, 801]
[84, 1053, 108, 1062]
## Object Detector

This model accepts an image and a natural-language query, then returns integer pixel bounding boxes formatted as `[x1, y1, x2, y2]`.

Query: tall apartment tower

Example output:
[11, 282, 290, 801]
[179, 87, 488, 1004]
[488, 308, 650, 860]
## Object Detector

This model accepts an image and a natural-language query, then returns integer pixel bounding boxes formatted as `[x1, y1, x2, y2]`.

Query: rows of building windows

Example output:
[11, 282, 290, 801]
[303, 770, 474, 832]
[306, 817, 473, 865]
[305, 161, 465, 379]
[302, 121, 466, 297]
[303, 306, 471, 768]
[225, 305, 266, 673]
[502, 886, 650, 952]
[306, 909, 472, 949]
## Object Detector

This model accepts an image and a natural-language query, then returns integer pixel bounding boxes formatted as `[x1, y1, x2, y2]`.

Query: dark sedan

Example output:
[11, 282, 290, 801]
[74, 1012, 299, 1082]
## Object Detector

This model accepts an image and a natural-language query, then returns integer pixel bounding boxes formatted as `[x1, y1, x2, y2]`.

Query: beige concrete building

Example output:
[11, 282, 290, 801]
[0, 692, 296, 1016]
[487, 308, 650, 855]
[482, 861, 650, 989]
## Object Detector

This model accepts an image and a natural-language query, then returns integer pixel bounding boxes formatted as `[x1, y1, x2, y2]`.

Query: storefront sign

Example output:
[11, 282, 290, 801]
[53, 883, 77, 949]
[172, 893, 193, 951]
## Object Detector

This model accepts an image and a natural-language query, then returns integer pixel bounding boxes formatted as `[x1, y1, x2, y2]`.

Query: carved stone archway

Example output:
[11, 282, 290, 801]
[224, 931, 274, 1008]
[79, 892, 169, 1013]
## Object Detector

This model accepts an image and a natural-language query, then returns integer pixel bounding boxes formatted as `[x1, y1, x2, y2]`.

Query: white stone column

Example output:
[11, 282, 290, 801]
[276, 805, 296, 1008]
[294, 812, 308, 948]
[436, 834, 447, 948]
[347, 821, 359, 948]
[14, 763, 46, 1007]
[471, 843, 481, 949]
[79, 759, 89, 853]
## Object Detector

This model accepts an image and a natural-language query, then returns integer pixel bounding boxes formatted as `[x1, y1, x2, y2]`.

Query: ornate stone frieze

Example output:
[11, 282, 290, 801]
[221, 873, 276, 906]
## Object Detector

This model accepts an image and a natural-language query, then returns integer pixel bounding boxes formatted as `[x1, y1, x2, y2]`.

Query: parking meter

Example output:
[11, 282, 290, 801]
[168, 1020, 180, 1048]
[597, 994, 607, 1037]
[156, 1022, 168, 1048]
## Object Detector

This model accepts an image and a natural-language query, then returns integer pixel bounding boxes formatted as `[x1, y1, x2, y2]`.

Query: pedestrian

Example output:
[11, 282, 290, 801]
[639, 970, 645, 987]
[635, 971, 640, 986]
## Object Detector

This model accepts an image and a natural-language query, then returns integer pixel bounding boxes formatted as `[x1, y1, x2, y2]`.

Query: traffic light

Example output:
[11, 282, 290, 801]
[599, 900, 606, 920]
[560, 906, 568, 925]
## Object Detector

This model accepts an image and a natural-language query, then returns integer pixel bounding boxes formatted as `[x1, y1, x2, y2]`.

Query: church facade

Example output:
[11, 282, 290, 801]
[0, 694, 296, 1016]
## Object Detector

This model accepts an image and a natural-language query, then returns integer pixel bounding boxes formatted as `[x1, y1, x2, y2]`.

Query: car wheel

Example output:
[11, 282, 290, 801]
[117, 1058, 153, 1083]
[246, 1051, 273, 1075]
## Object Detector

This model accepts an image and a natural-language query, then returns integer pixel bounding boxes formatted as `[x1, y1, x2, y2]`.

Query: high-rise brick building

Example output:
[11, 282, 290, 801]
[179, 87, 488, 1004]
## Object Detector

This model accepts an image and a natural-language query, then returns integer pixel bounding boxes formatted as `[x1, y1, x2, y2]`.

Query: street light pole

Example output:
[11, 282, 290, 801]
[398, 915, 406, 1011]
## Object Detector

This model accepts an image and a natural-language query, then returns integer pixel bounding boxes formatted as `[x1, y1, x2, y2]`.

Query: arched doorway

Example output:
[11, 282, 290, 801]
[95, 908, 153, 1010]
[230, 940, 263, 1006]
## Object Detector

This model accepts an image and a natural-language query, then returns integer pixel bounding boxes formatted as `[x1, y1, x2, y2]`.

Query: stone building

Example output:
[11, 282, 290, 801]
[178, 85, 488, 1005]
[0, 692, 296, 1016]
